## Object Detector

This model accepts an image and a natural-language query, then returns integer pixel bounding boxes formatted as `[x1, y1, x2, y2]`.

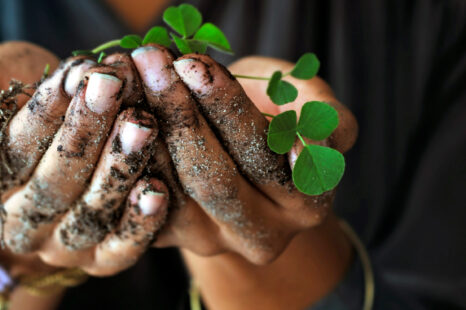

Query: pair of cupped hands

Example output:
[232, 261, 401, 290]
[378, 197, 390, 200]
[0, 41, 357, 277]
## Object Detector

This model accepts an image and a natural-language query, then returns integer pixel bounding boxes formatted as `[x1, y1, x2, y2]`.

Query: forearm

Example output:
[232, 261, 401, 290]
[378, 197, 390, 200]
[9, 287, 64, 310]
[182, 212, 353, 310]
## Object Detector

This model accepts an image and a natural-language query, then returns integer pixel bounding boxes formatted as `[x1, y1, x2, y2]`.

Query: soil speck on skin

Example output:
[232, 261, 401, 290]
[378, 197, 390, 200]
[60, 201, 123, 250]
[110, 166, 127, 181]
[112, 134, 122, 153]
[125, 151, 143, 175]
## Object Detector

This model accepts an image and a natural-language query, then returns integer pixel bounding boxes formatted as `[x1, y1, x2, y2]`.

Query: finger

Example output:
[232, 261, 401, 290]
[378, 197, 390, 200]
[1, 57, 96, 191]
[84, 178, 169, 276]
[173, 55, 330, 219]
[4, 68, 123, 253]
[102, 53, 144, 106]
[173, 55, 290, 194]
[56, 108, 157, 250]
[132, 45, 286, 263]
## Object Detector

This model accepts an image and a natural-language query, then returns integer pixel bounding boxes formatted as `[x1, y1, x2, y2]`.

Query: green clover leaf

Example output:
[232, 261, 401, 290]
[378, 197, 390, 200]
[171, 35, 208, 54]
[290, 53, 320, 80]
[193, 23, 233, 54]
[292, 144, 345, 195]
[120, 35, 143, 48]
[297, 101, 338, 141]
[171, 35, 192, 54]
[187, 40, 208, 54]
[267, 111, 297, 154]
[267, 71, 298, 105]
[143, 26, 172, 47]
[163, 4, 202, 37]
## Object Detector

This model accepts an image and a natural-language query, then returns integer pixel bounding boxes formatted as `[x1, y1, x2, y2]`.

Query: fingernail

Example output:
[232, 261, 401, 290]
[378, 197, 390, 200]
[85, 73, 122, 114]
[139, 191, 166, 215]
[173, 58, 213, 95]
[131, 46, 172, 91]
[119, 121, 153, 155]
[64, 59, 96, 96]
[131, 46, 159, 57]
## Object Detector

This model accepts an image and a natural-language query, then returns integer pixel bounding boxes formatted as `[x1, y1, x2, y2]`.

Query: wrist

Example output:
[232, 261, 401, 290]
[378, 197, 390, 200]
[181, 212, 353, 310]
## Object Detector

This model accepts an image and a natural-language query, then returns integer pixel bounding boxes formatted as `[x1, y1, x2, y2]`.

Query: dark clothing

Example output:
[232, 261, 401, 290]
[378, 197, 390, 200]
[1, 0, 465, 309]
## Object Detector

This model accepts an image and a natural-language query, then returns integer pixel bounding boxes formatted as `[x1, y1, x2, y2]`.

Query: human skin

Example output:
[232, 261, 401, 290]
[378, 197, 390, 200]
[0, 41, 357, 310]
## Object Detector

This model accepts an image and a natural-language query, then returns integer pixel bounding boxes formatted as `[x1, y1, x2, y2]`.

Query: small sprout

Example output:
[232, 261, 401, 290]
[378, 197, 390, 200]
[143, 26, 172, 47]
[43, 64, 50, 78]
[290, 53, 320, 80]
[193, 23, 233, 54]
[267, 110, 297, 154]
[297, 101, 338, 141]
[97, 52, 106, 64]
[292, 144, 345, 196]
[72, 50, 93, 56]
[163, 4, 202, 38]
[267, 71, 298, 105]
[120, 35, 143, 49]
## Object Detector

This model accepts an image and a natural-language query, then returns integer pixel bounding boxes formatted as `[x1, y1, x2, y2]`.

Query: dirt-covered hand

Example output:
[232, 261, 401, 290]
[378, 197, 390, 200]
[0, 43, 168, 276]
[131, 45, 358, 264]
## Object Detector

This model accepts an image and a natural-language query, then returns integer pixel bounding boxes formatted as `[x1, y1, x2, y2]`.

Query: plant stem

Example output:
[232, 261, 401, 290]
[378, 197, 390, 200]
[296, 132, 307, 146]
[91, 39, 121, 54]
[233, 74, 270, 81]
[189, 280, 202, 310]
[262, 112, 275, 118]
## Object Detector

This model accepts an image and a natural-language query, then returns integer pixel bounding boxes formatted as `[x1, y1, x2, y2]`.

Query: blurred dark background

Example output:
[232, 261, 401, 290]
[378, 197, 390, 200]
[1, 0, 465, 309]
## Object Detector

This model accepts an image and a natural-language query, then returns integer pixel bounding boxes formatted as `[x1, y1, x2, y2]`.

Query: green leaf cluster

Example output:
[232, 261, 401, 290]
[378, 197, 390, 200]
[72, 4, 232, 57]
[164, 4, 232, 54]
[267, 101, 343, 195]
[265, 53, 320, 105]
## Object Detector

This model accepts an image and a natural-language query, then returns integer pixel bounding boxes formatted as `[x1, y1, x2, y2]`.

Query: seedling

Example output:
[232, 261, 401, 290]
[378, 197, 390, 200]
[71, 3, 345, 196]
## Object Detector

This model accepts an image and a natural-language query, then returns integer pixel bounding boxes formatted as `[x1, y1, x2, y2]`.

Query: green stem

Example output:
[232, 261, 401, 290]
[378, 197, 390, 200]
[91, 39, 121, 54]
[282, 71, 290, 77]
[233, 74, 270, 81]
[189, 280, 202, 310]
[296, 132, 307, 146]
[262, 112, 275, 118]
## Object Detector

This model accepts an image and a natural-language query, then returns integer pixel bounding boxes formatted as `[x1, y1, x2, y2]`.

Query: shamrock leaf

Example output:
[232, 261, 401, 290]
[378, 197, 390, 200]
[290, 53, 320, 80]
[171, 35, 192, 54]
[297, 101, 338, 141]
[143, 26, 172, 47]
[193, 23, 233, 54]
[163, 4, 202, 37]
[187, 40, 208, 54]
[120, 35, 143, 48]
[267, 71, 298, 105]
[292, 144, 345, 195]
[267, 111, 297, 154]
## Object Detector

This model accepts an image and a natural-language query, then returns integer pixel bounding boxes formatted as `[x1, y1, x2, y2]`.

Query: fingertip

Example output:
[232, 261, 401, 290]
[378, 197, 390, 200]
[129, 178, 169, 216]
[173, 58, 213, 95]
[116, 109, 158, 155]
[131, 45, 174, 92]
[64, 59, 96, 97]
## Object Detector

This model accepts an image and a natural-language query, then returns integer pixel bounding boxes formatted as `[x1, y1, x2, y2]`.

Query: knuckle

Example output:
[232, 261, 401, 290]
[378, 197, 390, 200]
[82, 266, 118, 277]
[245, 247, 282, 266]
[189, 243, 225, 257]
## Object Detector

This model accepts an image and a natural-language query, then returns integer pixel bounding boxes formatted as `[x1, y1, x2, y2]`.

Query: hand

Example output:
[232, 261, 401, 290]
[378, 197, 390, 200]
[131, 45, 358, 264]
[1, 43, 168, 277]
